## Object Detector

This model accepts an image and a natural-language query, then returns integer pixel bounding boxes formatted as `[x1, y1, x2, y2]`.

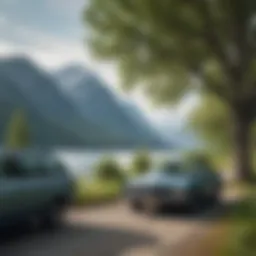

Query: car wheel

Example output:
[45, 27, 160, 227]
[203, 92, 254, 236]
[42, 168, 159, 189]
[188, 193, 204, 213]
[142, 197, 160, 216]
[207, 192, 220, 207]
[27, 214, 43, 231]
[129, 199, 143, 212]
[42, 203, 65, 230]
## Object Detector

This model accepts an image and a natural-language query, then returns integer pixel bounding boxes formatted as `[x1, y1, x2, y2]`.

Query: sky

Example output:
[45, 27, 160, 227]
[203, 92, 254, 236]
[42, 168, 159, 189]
[0, 0, 199, 130]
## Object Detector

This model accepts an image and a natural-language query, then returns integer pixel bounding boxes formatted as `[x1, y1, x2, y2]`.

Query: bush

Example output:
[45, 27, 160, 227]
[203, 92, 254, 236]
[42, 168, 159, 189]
[131, 150, 152, 176]
[184, 151, 215, 171]
[94, 156, 124, 182]
[74, 178, 121, 206]
[225, 196, 256, 256]
[5, 109, 30, 149]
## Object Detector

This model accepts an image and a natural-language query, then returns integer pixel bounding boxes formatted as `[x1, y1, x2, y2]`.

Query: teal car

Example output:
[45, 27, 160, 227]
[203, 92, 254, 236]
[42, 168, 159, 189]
[0, 150, 73, 229]
[125, 160, 222, 214]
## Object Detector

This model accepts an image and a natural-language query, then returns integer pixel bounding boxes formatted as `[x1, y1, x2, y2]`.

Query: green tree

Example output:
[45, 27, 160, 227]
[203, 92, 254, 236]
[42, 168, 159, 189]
[132, 150, 151, 176]
[5, 109, 30, 149]
[190, 96, 256, 159]
[95, 156, 124, 182]
[190, 95, 233, 153]
[84, 0, 256, 181]
[184, 151, 215, 171]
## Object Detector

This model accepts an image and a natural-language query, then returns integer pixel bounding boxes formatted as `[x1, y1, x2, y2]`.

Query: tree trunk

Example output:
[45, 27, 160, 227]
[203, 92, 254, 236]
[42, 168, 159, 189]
[232, 112, 253, 182]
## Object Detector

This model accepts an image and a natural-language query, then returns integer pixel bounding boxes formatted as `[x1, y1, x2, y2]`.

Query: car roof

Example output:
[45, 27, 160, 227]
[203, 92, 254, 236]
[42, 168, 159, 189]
[0, 149, 54, 161]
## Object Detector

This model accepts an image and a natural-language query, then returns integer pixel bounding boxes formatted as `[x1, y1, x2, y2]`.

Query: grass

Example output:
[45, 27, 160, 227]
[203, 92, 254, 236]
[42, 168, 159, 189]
[220, 186, 256, 256]
[224, 202, 256, 255]
[74, 178, 123, 206]
[183, 191, 256, 256]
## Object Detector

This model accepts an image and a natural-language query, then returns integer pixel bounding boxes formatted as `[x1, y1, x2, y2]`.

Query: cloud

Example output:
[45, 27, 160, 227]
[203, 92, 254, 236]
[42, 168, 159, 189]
[0, 13, 88, 67]
[0, 0, 199, 127]
[48, 0, 86, 13]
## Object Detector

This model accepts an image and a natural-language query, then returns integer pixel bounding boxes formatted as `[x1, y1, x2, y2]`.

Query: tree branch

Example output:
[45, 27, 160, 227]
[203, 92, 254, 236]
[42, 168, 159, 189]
[195, 0, 244, 97]
[195, 1, 229, 68]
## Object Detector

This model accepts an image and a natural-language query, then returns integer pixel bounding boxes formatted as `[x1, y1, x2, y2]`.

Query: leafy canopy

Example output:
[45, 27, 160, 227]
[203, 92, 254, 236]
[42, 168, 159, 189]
[190, 95, 256, 152]
[84, 0, 256, 112]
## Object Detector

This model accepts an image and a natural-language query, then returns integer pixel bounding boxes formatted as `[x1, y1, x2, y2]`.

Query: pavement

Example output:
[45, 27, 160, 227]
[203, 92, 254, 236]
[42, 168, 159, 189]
[0, 189, 240, 256]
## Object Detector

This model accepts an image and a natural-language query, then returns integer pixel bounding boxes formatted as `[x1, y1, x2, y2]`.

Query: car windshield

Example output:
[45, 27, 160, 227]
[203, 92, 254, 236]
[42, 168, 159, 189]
[160, 162, 186, 175]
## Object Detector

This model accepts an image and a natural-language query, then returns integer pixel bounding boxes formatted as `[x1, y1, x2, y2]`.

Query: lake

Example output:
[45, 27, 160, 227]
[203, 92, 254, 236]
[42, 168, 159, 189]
[55, 149, 184, 177]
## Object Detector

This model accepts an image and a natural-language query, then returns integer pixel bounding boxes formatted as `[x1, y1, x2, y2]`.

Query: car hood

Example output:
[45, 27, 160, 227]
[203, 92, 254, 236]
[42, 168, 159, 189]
[129, 172, 192, 189]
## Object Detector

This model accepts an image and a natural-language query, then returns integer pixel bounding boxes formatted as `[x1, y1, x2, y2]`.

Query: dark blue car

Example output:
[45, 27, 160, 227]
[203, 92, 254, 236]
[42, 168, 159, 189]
[125, 160, 222, 214]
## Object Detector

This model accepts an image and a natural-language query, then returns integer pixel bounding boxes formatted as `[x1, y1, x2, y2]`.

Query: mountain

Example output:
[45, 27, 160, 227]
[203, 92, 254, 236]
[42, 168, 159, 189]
[0, 61, 81, 146]
[156, 122, 201, 150]
[54, 64, 90, 90]
[55, 65, 166, 148]
[0, 57, 124, 147]
[120, 100, 167, 144]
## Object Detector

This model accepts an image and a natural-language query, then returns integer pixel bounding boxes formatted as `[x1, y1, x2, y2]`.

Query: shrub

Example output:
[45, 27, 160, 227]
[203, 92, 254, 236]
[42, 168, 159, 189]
[5, 109, 30, 149]
[225, 196, 256, 256]
[74, 178, 121, 206]
[94, 156, 124, 182]
[184, 151, 215, 171]
[131, 150, 152, 176]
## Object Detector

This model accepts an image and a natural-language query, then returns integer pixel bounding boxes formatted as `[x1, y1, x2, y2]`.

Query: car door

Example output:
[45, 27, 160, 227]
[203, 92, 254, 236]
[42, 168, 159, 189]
[195, 170, 219, 198]
[20, 155, 53, 211]
[0, 156, 30, 222]
[0, 165, 10, 221]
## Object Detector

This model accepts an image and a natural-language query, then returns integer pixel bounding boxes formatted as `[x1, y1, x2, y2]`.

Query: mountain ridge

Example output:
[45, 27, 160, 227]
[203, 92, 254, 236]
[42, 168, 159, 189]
[55, 65, 166, 147]
[0, 56, 167, 148]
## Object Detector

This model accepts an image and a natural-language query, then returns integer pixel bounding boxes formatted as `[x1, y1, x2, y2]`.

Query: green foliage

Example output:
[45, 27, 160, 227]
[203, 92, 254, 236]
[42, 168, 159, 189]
[190, 96, 232, 152]
[84, 0, 256, 106]
[190, 96, 256, 153]
[84, 0, 256, 180]
[225, 196, 256, 256]
[232, 197, 256, 220]
[184, 151, 215, 171]
[74, 178, 121, 206]
[94, 156, 124, 182]
[5, 109, 30, 150]
[131, 150, 152, 176]
[190, 96, 256, 174]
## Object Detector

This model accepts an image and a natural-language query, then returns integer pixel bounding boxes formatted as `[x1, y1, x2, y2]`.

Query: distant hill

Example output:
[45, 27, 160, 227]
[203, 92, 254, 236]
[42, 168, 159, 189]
[0, 57, 126, 147]
[0, 58, 83, 146]
[155, 122, 201, 150]
[0, 57, 166, 148]
[119, 100, 168, 145]
[55, 65, 166, 148]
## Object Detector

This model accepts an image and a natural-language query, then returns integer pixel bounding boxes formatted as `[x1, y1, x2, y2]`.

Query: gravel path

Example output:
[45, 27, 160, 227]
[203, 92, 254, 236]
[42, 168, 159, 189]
[0, 189, 239, 256]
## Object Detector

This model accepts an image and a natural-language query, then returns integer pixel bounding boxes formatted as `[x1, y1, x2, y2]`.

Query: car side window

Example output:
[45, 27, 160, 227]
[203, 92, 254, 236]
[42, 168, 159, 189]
[2, 157, 26, 178]
[21, 157, 50, 178]
[0, 165, 5, 178]
[163, 163, 182, 174]
[45, 160, 66, 177]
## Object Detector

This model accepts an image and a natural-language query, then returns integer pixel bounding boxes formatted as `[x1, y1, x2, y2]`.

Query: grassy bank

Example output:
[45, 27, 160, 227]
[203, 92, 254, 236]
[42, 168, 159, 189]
[74, 178, 123, 207]
[224, 192, 256, 256]
[175, 188, 256, 256]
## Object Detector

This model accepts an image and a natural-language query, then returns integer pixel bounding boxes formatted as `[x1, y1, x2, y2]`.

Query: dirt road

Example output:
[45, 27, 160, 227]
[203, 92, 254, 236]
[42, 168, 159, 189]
[0, 198, 231, 256]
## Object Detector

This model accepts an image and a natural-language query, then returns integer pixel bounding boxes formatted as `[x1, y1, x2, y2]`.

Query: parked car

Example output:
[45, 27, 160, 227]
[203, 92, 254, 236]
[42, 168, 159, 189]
[125, 159, 222, 214]
[0, 150, 73, 229]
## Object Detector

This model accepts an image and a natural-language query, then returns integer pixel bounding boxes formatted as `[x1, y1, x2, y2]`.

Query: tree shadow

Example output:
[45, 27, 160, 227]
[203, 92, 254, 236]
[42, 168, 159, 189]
[0, 223, 156, 256]
[155, 199, 244, 222]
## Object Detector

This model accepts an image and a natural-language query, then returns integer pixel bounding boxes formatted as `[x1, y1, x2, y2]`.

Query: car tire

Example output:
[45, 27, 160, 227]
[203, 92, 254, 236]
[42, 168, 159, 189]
[42, 203, 65, 230]
[129, 199, 143, 212]
[188, 193, 204, 213]
[142, 197, 160, 216]
[207, 192, 220, 207]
